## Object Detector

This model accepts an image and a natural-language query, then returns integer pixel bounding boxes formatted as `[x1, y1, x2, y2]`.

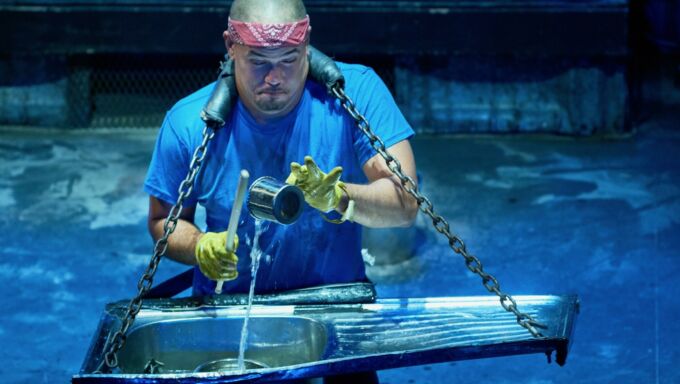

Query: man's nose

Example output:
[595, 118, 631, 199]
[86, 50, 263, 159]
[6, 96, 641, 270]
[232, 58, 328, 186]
[264, 66, 282, 87]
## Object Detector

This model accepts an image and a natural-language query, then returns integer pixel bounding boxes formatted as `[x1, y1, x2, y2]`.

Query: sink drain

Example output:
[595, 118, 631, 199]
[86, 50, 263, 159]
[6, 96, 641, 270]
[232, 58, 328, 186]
[194, 358, 268, 373]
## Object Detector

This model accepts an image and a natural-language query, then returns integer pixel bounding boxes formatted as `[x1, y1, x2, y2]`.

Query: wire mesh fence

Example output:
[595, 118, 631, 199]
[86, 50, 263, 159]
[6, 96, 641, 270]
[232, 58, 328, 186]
[64, 54, 396, 129]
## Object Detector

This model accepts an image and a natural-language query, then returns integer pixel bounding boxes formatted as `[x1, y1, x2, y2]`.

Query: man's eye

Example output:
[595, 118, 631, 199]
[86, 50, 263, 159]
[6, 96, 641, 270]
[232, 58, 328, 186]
[251, 60, 267, 66]
[282, 58, 297, 64]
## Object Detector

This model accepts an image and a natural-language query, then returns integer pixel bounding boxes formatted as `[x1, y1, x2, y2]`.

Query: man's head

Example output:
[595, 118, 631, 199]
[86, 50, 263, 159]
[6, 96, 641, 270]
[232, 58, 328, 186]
[224, 0, 310, 124]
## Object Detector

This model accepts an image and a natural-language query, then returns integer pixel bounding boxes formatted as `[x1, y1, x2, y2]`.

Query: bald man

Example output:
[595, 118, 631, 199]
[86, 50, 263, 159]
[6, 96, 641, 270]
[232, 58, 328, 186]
[144, 0, 417, 297]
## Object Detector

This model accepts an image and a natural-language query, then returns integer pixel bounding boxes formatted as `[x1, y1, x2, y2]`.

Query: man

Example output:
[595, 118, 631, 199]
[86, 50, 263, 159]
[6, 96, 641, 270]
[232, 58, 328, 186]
[144, 0, 417, 297]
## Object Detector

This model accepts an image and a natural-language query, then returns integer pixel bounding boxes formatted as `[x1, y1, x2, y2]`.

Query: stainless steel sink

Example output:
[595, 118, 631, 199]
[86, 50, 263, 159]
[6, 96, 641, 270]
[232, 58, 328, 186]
[117, 316, 327, 373]
[75, 291, 579, 383]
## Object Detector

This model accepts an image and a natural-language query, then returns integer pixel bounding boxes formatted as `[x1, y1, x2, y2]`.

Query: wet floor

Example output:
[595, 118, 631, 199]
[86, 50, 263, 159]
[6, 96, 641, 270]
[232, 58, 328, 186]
[0, 111, 678, 383]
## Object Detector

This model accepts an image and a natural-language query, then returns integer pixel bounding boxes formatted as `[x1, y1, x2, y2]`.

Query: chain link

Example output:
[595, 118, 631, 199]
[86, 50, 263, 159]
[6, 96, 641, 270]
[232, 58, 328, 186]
[331, 85, 546, 338]
[95, 125, 216, 373]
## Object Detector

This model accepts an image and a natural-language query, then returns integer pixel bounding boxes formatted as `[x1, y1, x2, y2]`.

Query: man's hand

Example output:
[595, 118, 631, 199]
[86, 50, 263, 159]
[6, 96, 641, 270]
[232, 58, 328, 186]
[195, 231, 239, 281]
[286, 155, 345, 213]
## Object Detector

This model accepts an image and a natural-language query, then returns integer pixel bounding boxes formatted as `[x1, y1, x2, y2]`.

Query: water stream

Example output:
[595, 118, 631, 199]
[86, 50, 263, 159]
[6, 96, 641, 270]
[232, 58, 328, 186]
[237, 218, 269, 372]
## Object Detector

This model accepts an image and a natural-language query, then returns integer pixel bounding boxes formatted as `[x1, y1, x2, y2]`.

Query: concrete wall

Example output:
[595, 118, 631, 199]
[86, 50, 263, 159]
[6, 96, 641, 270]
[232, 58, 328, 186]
[0, 57, 68, 126]
[0, 56, 91, 127]
[0, 0, 630, 133]
[395, 57, 628, 135]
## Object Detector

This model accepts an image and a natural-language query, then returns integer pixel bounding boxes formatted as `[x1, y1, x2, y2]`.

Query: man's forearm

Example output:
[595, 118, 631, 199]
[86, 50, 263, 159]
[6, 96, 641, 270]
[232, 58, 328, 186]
[149, 218, 203, 265]
[339, 176, 418, 228]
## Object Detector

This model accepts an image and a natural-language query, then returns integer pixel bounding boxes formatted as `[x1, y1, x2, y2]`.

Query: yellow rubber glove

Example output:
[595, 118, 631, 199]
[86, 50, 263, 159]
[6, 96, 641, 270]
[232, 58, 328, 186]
[286, 155, 345, 213]
[195, 231, 239, 281]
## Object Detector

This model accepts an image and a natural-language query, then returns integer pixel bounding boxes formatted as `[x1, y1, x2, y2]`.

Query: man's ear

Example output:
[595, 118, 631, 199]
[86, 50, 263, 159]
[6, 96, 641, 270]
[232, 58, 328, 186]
[223, 31, 235, 60]
[304, 27, 312, 59]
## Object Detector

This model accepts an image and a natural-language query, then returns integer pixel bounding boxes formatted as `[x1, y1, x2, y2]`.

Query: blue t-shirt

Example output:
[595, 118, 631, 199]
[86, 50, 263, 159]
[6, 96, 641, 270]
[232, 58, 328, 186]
[144, 62, 414, 296]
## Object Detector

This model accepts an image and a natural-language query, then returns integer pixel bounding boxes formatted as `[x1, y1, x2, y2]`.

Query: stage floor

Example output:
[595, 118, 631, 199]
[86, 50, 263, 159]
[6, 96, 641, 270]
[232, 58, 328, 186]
[0, 109, 678, 383]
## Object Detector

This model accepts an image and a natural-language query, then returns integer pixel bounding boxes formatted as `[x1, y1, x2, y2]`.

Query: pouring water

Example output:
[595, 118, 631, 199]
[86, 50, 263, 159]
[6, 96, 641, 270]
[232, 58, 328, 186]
[237, 218, 269, 372]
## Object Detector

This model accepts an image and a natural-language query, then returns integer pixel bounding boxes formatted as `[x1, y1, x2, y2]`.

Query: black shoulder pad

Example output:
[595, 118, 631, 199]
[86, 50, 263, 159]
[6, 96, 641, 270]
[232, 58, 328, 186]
[201, 56, 237, 129]
[308, 46, 345, 93]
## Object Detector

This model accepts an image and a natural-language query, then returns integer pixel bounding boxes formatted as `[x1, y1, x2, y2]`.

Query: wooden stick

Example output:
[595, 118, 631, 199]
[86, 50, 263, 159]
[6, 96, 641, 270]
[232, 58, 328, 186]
[215, 169, 250, 294]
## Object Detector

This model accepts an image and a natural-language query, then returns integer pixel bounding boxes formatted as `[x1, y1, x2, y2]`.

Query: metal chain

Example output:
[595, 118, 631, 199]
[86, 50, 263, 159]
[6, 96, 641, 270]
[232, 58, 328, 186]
[331, 85, 547, 338]
[95, 125, 216, 373]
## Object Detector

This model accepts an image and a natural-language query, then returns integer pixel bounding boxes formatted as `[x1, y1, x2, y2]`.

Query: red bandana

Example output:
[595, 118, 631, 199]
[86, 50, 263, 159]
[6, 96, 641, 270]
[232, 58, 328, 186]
[228, 15, 310, 48]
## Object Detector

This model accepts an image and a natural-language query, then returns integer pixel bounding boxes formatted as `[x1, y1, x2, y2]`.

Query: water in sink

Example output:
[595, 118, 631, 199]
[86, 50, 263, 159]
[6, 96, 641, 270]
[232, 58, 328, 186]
[117, 315, 328, 373]
[238, 218, 269, 372]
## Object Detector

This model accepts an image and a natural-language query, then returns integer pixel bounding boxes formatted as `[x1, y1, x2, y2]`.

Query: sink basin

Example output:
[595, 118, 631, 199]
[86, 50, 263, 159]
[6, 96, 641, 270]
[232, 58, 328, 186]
[117, 316, 327, 373]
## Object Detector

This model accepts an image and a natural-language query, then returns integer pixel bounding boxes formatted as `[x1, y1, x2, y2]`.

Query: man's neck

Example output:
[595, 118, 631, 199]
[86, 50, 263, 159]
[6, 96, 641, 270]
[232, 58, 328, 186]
[252, 111, 288, 126]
